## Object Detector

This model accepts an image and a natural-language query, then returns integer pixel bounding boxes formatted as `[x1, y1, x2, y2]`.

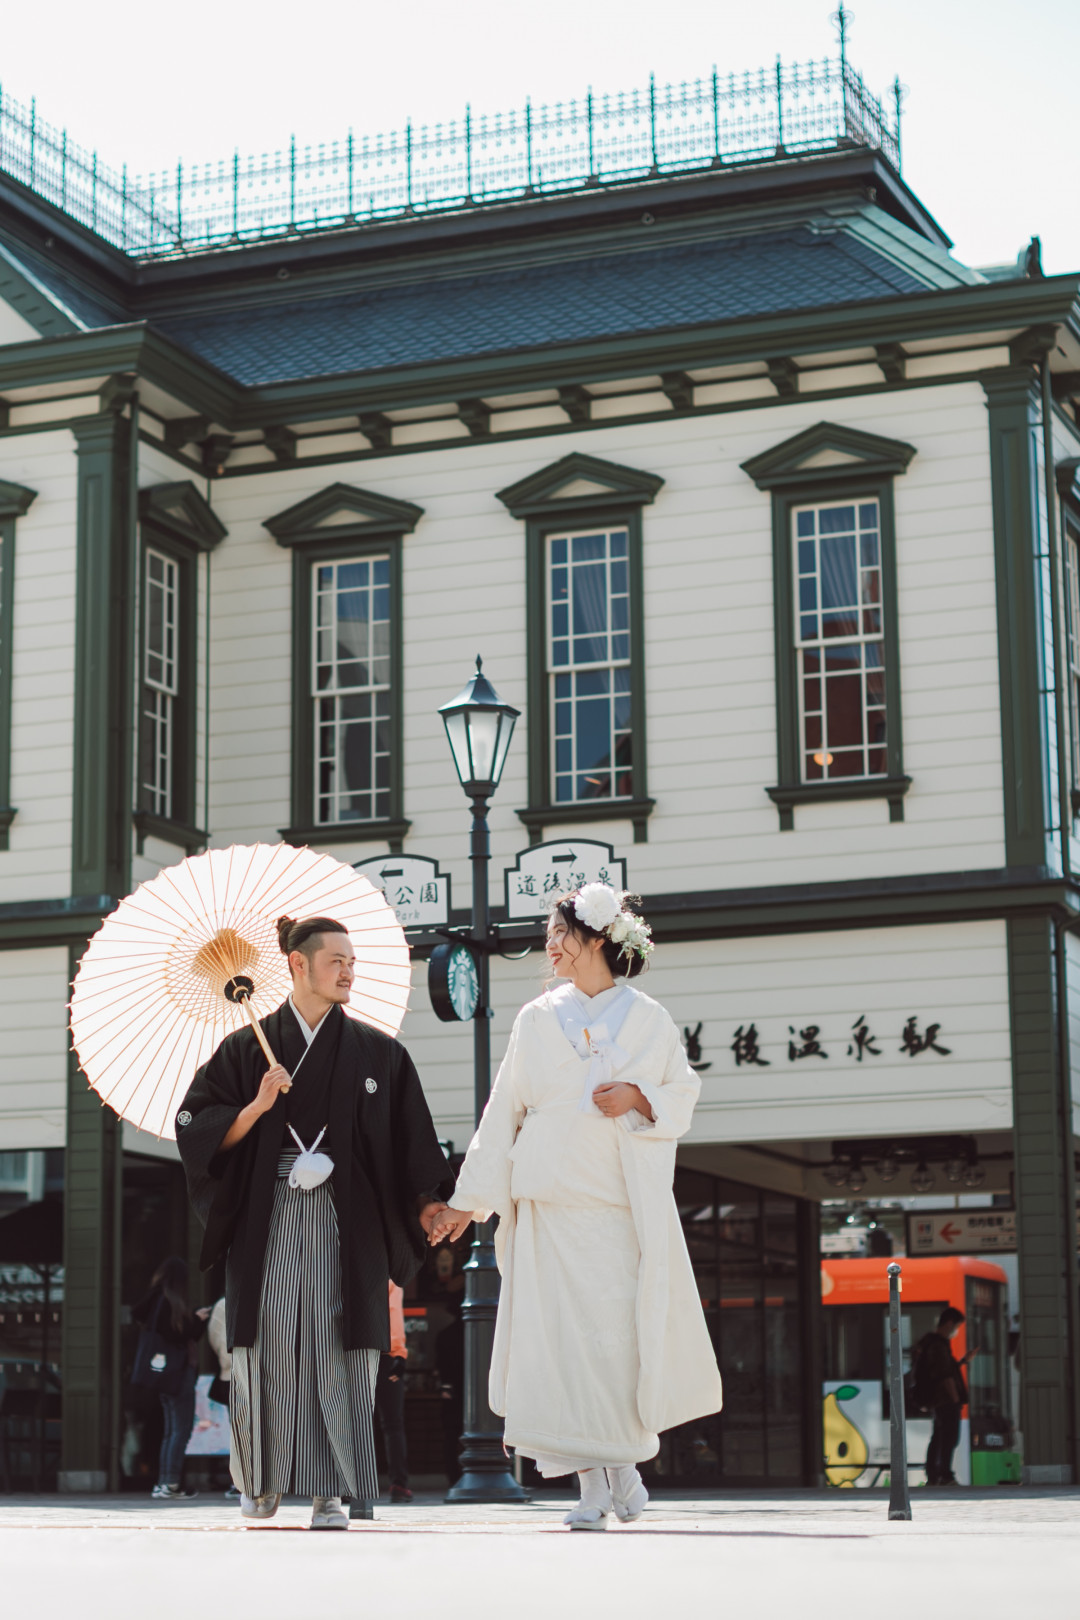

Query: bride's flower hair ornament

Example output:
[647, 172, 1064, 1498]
[570, 882, 654, 964]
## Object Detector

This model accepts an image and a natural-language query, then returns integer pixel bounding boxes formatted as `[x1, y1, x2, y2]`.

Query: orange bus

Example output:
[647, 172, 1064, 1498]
[821, 1256, 1018, 1488]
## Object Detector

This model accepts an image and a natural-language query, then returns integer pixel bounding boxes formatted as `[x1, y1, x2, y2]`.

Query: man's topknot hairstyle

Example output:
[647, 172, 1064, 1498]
[276, 915, 349, 963]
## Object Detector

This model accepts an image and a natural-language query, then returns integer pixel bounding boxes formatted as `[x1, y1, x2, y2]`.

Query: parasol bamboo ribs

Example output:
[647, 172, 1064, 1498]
[192, 928, 291, 1089]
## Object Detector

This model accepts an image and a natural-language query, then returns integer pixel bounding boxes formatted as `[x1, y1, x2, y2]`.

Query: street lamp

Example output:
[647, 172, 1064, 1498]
[438, 657, 526, 1504]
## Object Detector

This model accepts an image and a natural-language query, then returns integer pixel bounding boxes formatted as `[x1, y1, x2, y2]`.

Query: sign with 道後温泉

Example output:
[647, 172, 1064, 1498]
[504, 839, 627, 921]
[353, 854, 450, 930]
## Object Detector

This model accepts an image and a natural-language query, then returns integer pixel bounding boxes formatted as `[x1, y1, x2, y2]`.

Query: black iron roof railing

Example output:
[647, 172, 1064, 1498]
[0, 54, 902, 262]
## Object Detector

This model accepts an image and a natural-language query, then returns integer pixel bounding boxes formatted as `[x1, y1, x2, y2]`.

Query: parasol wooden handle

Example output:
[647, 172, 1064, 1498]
[239, 997, 291, 1091]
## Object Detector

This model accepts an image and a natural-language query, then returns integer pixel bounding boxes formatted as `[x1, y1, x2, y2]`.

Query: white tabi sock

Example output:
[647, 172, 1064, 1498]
[564, 1467, 612, 1529]
[606, 1465, 649, 1522]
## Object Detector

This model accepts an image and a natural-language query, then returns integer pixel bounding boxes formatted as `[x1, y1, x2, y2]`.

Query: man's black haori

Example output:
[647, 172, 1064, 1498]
[175, 1001, 453, 1352]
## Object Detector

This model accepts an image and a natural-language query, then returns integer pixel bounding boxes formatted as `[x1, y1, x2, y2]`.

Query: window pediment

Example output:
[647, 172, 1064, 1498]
[741, 421, 916, 492]
[139, 481, 226, 552]
[0, 479, 36, 519]
[265, 481, 423, 546]
[496, 452, 663, 519]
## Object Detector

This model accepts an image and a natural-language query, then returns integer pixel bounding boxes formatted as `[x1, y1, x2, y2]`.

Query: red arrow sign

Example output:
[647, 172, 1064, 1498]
[939, 1221, 962, 1244]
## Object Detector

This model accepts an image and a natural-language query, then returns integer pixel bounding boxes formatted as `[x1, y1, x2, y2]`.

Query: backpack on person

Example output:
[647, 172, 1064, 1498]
[904, 1333, 935, 1417]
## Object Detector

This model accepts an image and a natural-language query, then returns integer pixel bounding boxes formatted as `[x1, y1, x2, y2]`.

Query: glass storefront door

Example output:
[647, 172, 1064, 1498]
[646, 1168, 809, 1487]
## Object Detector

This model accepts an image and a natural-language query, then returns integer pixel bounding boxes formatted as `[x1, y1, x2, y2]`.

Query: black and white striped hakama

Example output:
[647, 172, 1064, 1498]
[230, 1154, 379, 1500]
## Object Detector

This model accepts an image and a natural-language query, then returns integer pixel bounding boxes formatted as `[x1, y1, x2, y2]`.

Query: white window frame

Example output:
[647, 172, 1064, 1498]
[140, 546, 179, 819]
[793, 498, 887, 785]
[546, 525, 632, 805]
[312, 553, 392, 826]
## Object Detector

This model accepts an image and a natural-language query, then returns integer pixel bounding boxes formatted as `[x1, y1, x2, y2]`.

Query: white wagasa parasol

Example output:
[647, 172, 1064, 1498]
[69, 842, 412, 1140]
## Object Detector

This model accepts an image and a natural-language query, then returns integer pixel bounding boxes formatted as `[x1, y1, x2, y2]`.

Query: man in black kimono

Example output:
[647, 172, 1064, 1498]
[175, 915, 452, 1530]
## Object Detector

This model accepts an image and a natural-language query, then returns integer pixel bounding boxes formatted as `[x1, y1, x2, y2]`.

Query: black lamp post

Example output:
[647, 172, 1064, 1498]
[438, 657, 527, 1503]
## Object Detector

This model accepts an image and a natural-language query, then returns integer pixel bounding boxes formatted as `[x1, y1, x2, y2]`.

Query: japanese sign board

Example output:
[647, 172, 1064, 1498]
[907, 1208, 1080, 1255]
[504, 839, 627, 921]
[353, 854, 450, 930]
[907, 1211, 1017, 1255]
[729, 1014, 953, 1070]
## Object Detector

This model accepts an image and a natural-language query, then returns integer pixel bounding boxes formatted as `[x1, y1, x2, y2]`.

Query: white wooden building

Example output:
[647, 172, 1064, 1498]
[0, 61, 1078, 1491]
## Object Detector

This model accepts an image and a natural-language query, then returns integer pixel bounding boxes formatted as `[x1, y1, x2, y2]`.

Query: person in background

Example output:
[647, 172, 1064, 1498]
[132, 1257, 210, 1501]
[913, 1306, 979, 1486]
[377, 1282, 411, 1503]
[206, 1296, 239, 1499]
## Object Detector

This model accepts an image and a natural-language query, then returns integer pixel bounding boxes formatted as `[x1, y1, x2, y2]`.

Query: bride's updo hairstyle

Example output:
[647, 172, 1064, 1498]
[277, 915, 349, 964]
[551, 889, 650, 981]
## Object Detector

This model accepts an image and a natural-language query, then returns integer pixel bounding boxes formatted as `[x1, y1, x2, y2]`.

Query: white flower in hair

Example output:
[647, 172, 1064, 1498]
[609, 914, 633, 944]
[574, 883, 621, 932]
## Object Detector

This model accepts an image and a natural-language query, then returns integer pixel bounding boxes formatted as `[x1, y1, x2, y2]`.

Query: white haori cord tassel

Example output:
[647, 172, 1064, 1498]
[287, 1125, 334, 1190]
[564, 1468, 613, 1530]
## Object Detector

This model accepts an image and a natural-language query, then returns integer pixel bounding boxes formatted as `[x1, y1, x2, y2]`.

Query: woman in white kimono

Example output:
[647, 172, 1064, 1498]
[429, 884, 722, 1530]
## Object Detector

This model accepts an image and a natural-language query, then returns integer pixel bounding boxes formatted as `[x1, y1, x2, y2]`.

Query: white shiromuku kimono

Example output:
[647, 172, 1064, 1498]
[449, 980, 723, 1477]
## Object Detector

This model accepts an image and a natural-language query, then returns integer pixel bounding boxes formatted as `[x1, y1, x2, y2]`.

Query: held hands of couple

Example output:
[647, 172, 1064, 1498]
[427, 1207, 475, 1246]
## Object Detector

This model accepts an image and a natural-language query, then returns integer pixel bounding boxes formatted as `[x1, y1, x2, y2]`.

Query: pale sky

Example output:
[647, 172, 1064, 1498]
[3, 0, 1079, 274]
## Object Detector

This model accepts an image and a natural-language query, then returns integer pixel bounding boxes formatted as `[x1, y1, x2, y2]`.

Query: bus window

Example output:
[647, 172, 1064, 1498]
[965, 1276, 1008, 1419]
[823, 1306, 884, 1383]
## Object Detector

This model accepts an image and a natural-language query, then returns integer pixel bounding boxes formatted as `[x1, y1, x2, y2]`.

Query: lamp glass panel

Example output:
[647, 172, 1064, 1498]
[464, 706, 502, 784]
[442, 711, 472, 787]
[490, 713, 516, 788]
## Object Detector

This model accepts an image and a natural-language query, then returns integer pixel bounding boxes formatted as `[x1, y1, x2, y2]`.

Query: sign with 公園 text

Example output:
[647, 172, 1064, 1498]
[504, 839, 627, 922]
[354, 854, 450, 930]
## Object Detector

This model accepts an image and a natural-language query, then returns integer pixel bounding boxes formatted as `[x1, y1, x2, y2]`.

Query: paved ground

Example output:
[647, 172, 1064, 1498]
[3, 1488, 1079, 1620]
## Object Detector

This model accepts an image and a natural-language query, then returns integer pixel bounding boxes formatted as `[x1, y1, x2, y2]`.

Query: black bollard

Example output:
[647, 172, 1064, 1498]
[887, 1261, 912, 1520]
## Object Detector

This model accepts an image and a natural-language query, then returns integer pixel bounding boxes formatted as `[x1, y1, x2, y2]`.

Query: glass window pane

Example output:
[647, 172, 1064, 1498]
[820, 534, 857, 609]
[824, 674, 864, 746]
[311, 554, 393, 825]
[548, 529, 634, 804]
[858, 502, 879, 527]
[796, 510, 815, 537]
[828, 749, 866, 777]
[571, 533, 605, 561]
[576, 699, 612, 770]
[819, 505, 856, 535]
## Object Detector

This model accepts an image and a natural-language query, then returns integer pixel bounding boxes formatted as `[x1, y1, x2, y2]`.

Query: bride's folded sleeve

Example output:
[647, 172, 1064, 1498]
[447, 1016, 526, 1222]
[625, 1016, 702, 1141]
